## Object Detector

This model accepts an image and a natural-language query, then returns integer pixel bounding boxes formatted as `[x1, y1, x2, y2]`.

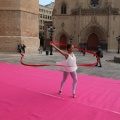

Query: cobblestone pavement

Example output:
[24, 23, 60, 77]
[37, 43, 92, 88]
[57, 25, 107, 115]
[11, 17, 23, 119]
[0, 51, 120, 80]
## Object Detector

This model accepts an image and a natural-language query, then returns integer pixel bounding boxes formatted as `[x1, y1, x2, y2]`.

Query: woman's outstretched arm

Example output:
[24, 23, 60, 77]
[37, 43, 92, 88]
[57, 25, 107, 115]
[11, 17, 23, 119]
[50, 43, 68, 58]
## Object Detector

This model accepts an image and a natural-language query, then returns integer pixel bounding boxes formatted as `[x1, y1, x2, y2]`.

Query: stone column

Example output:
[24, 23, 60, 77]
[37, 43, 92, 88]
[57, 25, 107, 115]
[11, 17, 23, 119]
[0, 0, 40, 53]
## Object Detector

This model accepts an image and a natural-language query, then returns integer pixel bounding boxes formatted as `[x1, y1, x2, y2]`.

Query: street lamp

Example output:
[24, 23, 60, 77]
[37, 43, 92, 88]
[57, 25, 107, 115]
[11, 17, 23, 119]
[47, 25, 55, 55]
[68, 35, 74, 44]
[116, 36, 120, 54]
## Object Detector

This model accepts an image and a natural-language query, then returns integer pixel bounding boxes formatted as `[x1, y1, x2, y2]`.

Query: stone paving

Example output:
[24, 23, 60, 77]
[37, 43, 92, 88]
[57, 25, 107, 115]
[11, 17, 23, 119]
[0, 51, 120, 80]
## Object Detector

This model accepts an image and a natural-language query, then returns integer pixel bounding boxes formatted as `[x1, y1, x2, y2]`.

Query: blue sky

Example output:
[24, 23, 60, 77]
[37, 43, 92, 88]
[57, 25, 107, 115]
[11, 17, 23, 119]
[39, 0, 55, 5]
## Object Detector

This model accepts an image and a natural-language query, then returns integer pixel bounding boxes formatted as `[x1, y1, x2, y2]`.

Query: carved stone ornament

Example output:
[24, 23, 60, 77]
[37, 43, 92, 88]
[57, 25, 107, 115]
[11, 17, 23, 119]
[90, 0, 99, 8]
[61, 22, 65, 28]
[91, 15, 97, 24]
[71, 6, 119, 15]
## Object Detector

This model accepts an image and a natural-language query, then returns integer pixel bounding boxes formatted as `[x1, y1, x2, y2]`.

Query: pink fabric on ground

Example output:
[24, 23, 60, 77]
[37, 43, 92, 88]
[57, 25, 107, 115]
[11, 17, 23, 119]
[0, 62, 120, 120]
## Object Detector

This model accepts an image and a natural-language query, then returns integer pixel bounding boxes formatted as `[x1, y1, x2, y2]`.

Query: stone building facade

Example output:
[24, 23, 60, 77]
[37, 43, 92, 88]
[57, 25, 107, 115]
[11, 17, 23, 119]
[39, 3, 54, 35]
[0, 0, 39, 53]
[53, 0, 120, 51]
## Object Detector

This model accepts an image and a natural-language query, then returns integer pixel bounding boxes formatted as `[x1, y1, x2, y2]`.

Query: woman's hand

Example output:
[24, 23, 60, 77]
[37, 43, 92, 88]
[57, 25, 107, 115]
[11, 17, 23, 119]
[50, 42, 53, 46]
[50, 42, 56, 48]
[50, 42, 68, 58]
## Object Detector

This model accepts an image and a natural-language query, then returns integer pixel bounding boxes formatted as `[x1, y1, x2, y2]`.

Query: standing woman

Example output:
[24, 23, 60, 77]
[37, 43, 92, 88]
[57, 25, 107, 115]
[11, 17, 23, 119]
[50, 43, 78, 98]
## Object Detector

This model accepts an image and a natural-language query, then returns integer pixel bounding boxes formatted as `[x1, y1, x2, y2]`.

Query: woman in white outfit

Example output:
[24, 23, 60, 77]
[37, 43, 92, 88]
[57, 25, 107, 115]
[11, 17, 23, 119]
[50, 43, 78, 98]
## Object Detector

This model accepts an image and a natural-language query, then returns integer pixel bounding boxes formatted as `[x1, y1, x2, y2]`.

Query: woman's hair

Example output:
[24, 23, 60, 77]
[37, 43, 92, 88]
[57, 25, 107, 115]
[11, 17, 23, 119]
[67, 44, 72, 50]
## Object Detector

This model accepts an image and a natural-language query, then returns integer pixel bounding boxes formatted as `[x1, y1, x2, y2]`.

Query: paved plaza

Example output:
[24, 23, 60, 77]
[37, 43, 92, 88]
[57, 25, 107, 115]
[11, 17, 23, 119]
[0, 51, 120, 80]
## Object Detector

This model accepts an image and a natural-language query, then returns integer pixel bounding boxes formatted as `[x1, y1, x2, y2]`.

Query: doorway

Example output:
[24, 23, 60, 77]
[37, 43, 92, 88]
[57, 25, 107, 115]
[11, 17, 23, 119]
[60, 35, 67, 49]
[87, 33, 99, 50]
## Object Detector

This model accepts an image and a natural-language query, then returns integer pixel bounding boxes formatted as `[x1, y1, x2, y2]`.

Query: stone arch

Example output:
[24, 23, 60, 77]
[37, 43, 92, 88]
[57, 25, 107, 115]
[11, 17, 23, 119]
[80, 25, 107, 50]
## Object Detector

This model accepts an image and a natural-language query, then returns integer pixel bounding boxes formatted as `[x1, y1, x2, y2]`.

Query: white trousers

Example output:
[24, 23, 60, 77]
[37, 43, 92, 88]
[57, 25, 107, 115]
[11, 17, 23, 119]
[60, 71, 78, 94]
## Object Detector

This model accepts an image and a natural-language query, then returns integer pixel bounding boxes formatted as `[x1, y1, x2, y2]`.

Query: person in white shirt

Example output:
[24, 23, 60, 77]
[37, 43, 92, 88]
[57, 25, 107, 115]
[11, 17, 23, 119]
[50, 43, 78, 98]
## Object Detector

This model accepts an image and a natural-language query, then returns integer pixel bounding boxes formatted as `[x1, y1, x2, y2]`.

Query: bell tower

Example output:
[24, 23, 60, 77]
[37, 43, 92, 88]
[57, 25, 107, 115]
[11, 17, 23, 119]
[0, 0, 39, 53]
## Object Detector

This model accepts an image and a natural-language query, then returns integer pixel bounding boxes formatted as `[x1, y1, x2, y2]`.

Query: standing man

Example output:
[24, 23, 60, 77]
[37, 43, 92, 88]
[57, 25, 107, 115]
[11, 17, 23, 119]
[22, 44, 26, 53]
[94, 46, 103, 67]
[82, 45, 86, 56]
[18, 44, 22, 53]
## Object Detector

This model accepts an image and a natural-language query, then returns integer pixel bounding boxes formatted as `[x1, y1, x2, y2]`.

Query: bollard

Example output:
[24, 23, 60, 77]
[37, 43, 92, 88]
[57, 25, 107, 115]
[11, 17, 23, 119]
[46, 50, 49, 55]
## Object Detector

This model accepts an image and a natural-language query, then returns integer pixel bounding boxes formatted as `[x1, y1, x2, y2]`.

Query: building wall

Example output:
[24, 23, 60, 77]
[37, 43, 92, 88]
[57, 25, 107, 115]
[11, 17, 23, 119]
[39, 4, 53, 35]
[53, 0, 120, 52]
[0, 0, 39, 53]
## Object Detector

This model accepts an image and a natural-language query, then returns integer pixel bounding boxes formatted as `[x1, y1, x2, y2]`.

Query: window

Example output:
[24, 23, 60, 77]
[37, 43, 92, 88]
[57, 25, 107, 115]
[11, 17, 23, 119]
[40, 14, 42, 18]
[40, 9, 43, 12]
[40, 25, 42, 29]
[40, 20, 42, 24]
[90, 0, 99, 8]
[61, 3, 66, 14]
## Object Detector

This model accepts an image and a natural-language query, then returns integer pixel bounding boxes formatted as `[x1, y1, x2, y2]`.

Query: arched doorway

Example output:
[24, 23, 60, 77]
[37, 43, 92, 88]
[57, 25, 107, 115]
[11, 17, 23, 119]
[60, 35, 67, 49]
[87, 33, 99, 50]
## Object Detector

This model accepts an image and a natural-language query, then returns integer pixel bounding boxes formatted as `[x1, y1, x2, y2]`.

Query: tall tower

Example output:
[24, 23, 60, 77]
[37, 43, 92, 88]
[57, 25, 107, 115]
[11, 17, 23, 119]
[0, 0, 39, 53]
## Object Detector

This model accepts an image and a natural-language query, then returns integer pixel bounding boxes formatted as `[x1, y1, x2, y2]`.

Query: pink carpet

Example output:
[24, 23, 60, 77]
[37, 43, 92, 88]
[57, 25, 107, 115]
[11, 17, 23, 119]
[0, 62, 120, 120]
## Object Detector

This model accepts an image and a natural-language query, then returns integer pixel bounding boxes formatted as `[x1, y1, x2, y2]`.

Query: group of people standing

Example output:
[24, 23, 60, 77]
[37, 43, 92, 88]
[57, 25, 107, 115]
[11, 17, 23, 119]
[18, 44, 26, 53]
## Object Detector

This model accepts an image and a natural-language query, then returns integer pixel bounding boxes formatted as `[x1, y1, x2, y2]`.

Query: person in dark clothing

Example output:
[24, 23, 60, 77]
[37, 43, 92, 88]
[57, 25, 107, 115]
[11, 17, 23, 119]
[82, 46, 86, 56]
[22, 44, 26, 53]
[94, 46, 103, 67]
[18, 44, 22, 53]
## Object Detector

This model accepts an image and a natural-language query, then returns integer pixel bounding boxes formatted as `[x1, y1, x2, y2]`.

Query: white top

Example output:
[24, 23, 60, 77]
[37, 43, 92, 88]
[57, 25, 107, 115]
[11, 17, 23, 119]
[56, 54, 77, 72]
